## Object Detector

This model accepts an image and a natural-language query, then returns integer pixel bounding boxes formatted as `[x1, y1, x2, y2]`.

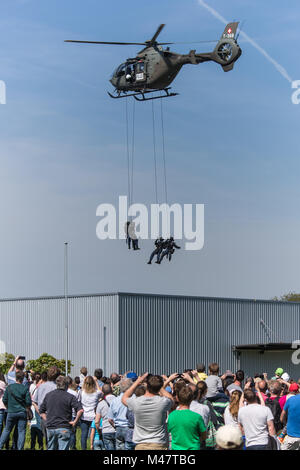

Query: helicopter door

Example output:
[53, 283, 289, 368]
[134, 61, 146, 83]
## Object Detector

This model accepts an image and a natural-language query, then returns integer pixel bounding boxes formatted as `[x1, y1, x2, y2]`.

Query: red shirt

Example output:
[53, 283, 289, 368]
[269, 395, 287, 410]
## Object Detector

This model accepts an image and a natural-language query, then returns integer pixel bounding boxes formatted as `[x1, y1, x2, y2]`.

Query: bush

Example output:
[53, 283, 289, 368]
[0, 353, 15, 374]
[26, 353, 73, 375]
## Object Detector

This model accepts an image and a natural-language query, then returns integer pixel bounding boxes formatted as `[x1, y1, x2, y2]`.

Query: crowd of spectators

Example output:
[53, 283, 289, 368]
[0, 356, 299, 450]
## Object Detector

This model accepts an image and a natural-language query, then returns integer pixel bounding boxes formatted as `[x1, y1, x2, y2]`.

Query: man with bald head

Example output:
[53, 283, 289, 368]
[256, 380, 268, 401]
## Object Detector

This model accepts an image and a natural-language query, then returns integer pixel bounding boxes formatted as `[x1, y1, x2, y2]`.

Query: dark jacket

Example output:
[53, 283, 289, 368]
[3, 383, 32, 414]
[39, 389, 83, 430]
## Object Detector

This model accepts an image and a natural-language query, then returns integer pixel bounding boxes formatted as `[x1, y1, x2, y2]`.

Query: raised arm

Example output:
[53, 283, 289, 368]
[121, 372, 148, 407]
[182, 372, 195, 385]
[8, 355, 19, 373]
[255, 381, 265, 406]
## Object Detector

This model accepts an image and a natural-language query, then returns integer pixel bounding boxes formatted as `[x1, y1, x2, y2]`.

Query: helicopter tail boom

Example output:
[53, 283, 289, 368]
[180, 22, 242, 70]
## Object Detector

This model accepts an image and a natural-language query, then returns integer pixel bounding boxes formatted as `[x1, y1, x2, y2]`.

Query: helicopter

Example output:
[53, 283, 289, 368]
[65, 23, 242, 101]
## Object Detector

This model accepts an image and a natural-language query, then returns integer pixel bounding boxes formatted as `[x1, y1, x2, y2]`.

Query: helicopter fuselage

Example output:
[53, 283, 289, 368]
[65, 22, 242, 100]
[110, 39, 241, 94]
[110, 47, 183, 92]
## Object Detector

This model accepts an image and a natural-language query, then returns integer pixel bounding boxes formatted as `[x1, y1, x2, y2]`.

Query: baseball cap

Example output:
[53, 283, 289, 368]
[216, 425, 243, 450]
[127, 372, 138, 381]
[275, 368, 284, 377]
[281, 372, 290, 381]
[227, 384, 243, 394]
[289, 383, 299, 392]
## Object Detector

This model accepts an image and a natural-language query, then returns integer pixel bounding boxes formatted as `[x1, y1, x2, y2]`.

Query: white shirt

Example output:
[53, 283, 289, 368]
[224, 405, 239, 427]
[189, 400, 210, 427]
[238, 404, 274, 447]
[29, 383, 37, 397]
[80, 390, 102, 421]
[67, 388, 79, 420]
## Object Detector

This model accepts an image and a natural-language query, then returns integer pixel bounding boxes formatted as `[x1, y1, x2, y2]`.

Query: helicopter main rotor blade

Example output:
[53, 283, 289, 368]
[64, 40, 147, 45]
[148, 24, 165, 44]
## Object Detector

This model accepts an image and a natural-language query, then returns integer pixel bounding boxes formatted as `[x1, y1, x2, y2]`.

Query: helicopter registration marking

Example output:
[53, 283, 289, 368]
[136, 73, 145, 81]
[223, 33, 234, 39]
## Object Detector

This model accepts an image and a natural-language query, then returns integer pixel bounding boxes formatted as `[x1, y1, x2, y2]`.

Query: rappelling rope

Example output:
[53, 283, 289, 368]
[160, 98, 168, 206]
[130, 99, 135, 208]
[151, 98, 159, 205]
[160, 95, 170, 236]
[125, 98, 131, 208]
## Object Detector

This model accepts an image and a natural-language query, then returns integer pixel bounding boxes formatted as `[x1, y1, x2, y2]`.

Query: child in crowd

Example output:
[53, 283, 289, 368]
[90, 418, 104, 450]
[205, 363, 223, 398]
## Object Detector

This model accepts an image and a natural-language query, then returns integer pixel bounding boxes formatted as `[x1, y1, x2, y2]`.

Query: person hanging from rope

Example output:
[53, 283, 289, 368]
[125, 221, 131, 249]
[147, 237, 164, 265]
[124, 220, 140, 251]
[157, 237, 180, 264]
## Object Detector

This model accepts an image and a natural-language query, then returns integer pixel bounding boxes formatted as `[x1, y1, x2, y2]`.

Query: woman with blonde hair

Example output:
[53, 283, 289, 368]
[79, 376, 102, 450]
[224, 390, 242, 427]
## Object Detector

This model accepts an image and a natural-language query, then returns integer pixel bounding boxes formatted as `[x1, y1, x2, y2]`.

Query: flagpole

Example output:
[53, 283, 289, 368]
[64, 242, 68, 376]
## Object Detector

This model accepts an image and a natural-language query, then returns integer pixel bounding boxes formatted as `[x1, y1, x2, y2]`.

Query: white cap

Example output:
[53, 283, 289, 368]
[281, 372, 290, 381]
[216, 425, 243, 450]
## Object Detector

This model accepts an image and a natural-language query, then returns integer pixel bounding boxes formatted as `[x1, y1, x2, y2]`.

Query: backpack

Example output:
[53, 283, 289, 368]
[265, 397, 282, 432]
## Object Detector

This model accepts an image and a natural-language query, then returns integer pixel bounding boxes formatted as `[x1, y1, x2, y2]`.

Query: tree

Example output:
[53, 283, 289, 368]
[0, 353, 15, 374]
[273, 292, 300, 302]
[26, 353, 73, 375]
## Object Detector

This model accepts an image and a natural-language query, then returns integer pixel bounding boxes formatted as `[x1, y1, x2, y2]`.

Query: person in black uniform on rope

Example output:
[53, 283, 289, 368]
[125, 221, 140, 251]
[147, 237, 164, 264]
[157, 237, 180, 264]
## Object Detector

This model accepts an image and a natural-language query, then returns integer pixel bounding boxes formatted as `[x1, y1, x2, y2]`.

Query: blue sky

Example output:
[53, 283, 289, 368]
[0, 0, 300, 300]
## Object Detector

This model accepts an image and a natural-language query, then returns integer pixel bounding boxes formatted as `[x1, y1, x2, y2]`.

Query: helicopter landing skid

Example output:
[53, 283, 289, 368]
[134, 88, 178, 101]
[107, 88, 178, 101]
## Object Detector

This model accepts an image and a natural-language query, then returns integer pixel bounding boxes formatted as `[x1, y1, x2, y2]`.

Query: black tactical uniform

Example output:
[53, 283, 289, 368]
[157, 237, 180, 263]
[147, 237, 164, 264]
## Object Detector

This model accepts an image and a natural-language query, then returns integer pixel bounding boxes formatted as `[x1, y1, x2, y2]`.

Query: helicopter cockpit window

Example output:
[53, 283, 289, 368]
[135, 61, 146, 81]
[114, 63, 126, 78]
[135, 62, 145, 73]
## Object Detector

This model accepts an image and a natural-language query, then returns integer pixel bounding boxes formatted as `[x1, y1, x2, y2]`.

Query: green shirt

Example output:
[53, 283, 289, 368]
[3, 383, 32, 414]
[167, 409, 206, 450]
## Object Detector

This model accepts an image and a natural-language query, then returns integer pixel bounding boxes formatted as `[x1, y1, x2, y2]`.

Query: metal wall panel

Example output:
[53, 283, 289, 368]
[239, 351, 298, 379]
[119, 293, 300, 377]
[0, 294, 119, 376]
[1, 292, 300, 379]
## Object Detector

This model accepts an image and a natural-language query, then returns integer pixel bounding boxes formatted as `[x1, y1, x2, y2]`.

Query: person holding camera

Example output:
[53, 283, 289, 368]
[121, 372, 176, 450]
[7, 355, 28, 387]
[0, 371, 32, 450]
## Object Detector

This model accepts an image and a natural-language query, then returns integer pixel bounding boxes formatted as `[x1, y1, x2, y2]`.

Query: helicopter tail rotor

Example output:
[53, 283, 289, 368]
[212, 22, 242, 70]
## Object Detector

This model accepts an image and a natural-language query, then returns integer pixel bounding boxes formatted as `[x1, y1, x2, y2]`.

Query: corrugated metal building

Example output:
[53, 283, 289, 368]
[0, 292, 300, 378]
